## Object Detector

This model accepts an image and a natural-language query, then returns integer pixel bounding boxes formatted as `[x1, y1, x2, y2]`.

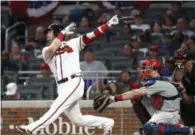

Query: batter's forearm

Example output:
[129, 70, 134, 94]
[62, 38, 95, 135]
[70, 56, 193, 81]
[49, 33, 64, 54]
[44, 33, 64, 62]
[82, 23, 110, 45]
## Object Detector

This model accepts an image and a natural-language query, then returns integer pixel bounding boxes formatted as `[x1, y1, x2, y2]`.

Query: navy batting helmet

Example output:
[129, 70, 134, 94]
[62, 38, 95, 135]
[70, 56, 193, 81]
[45, 24, 63, 37]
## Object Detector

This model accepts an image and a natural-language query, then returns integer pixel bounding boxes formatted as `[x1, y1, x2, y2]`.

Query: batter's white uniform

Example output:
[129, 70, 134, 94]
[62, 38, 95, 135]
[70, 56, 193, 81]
[25, 37, 114, 134]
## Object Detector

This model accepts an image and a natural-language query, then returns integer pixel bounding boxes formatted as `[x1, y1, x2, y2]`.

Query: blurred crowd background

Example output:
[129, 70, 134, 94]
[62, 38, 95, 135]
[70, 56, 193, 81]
[1, 1, 195, 100]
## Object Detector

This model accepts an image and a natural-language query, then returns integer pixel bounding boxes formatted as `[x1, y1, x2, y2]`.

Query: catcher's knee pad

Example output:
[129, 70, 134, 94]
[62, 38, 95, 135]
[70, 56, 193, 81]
[143, 123, 191, 135]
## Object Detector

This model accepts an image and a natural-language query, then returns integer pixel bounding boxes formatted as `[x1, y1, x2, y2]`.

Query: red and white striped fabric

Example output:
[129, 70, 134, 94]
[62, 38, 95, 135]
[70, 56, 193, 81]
[9, 1, 59, 24]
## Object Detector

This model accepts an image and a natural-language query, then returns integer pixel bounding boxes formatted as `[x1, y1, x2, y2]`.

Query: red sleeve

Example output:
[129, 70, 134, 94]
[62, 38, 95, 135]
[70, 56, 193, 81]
[82, 23, 109, 45]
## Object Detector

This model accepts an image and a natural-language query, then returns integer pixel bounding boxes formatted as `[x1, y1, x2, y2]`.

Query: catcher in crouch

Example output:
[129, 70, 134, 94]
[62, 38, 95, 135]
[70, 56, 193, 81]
[94, 59, 195, 135]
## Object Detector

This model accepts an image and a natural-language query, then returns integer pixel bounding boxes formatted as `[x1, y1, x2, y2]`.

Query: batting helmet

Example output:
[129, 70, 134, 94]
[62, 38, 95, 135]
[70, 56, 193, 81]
[140, 59, 163, 80]
[45, 23, 63, 37]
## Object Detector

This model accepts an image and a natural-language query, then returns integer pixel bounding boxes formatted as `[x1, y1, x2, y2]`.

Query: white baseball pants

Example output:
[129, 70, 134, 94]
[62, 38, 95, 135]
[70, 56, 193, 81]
[149, 111, 180, 124]
[25, 77, 114, 134]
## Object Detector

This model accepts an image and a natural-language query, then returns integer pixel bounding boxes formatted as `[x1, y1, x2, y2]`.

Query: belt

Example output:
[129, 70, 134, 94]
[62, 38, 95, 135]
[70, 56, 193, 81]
[57, 74, 81, 84]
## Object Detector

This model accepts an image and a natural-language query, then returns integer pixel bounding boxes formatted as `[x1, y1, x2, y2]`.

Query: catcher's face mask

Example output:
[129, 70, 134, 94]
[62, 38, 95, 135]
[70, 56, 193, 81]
[139, 60, 153, 80]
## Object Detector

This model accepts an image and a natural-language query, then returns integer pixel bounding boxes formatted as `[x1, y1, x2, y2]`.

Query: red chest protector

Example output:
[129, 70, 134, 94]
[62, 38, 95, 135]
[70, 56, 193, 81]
[151, 95, 163, 110]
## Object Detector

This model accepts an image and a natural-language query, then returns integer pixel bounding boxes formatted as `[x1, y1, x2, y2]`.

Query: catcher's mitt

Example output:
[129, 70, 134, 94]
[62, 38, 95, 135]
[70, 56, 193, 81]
[93, 93, 111, 113]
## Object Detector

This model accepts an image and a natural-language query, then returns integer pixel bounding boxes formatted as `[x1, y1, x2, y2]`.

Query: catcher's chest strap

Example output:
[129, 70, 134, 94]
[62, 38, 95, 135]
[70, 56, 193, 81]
[162, 94, 180, 100]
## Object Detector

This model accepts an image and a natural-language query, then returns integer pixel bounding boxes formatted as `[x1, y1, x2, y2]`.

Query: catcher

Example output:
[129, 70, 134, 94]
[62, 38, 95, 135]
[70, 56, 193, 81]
[94, 59, 195, 135]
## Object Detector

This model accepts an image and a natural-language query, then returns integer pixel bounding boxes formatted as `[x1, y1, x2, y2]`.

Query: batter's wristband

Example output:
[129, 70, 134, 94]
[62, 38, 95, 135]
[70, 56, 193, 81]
[57, 33, 64, 41]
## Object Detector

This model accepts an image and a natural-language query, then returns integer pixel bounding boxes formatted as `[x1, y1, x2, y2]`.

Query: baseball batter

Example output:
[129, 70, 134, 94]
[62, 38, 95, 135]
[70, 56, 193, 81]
[16, 15, 119, 135]
[102, 59, 195, 135]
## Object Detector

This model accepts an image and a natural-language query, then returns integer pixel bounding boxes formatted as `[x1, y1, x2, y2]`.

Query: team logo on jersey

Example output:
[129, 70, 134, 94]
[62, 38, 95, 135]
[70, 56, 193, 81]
[55, 46, 73, 55]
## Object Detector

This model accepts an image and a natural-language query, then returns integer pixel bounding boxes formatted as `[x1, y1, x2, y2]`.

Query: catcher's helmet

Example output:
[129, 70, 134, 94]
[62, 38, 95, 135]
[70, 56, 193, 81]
[140, 59, 163, 80]
[150, 59, 163, 75]
[45, 23, 63, 37]
[140, 59, 152, 80]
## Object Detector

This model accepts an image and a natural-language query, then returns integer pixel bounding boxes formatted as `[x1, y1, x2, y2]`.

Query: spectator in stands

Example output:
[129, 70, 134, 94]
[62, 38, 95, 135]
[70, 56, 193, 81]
[157, 33, 179, 55]
[62, 14, 70, 26]
[123, 44, 133, 58]
[1, 51, 19, 75]
[174, 31, 185, 45]
[166, 9, 174, 17]
[36, 63, 51, 78]
[130, 9, 139, 18]
[171, 2, 188, 20]
[25, 38, 41, 58]
[80, 16, 90, 29]
[131, 12, 150, 32]
[180, 41, 189, 51]
[115, 8, 123, 17]
[131, 36, 142, 51]
[35, 26, 46, 50]
[25, 38, 36, 51]
[83, 8, 95, 22]
[80, 48, 108, 78]
[162, 15, 176, 30]
[163, 56, 176, 77]
[151, 21, 163, 36]
[187, 36, 195, 51]
[9, 40, 27, 63]
[102, 79, 119, 95]
[118, 70, 140, 92]
[98, 12, 111, 24]
[148, 45, 159, 58]
[4, 82, 20, 100]
[171, 18, 195, 38]
[189, 18, 195, 32]
[166, 57, 176, 76]
[120, 23, 131, 36]
[147, 45, 164, 64]
[128, 9, 139, 25]
[123, 43, 143, 59]
[53, 15, 63, 25]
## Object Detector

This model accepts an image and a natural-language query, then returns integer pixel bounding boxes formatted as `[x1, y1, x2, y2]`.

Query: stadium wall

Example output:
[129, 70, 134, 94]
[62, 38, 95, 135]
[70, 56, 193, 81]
[1, 100, 142, 135]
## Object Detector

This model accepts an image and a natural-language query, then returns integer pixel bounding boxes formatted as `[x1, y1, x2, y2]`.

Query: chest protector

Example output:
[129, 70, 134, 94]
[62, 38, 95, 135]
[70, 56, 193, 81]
[145, 77, 180, 110]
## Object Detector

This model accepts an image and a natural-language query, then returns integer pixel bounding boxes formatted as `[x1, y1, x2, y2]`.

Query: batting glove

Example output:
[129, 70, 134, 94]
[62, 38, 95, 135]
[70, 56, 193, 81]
[107, 15, 119, 27]
[61, 22, 76, 35]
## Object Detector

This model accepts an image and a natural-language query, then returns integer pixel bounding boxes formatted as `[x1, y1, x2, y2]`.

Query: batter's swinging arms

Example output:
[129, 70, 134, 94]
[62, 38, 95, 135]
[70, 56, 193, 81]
[16, 15, 119, 135]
